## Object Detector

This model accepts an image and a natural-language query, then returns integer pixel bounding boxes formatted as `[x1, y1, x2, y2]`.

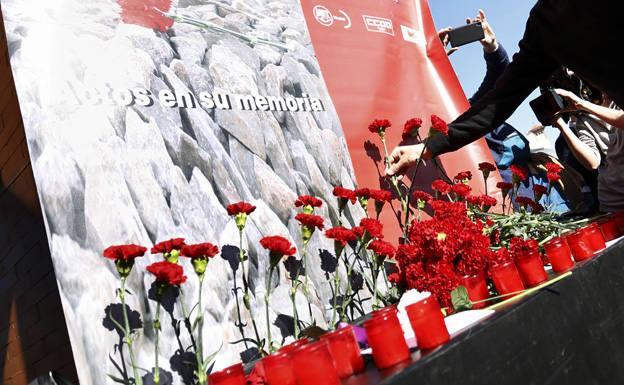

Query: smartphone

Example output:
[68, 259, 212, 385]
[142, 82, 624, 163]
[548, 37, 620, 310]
[529, 89, 568, 125]
[447, 22, 485, 47]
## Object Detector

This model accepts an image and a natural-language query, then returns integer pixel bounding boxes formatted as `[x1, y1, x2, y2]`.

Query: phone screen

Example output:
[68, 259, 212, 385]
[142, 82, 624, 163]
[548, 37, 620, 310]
[447, 22, 485, 48]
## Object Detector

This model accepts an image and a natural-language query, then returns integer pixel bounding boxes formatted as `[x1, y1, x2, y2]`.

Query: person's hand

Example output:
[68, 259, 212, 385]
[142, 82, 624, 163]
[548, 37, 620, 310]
[554, 88, 585, 112]
[468, 9, 498, 53]
[437, 27, 459, 56]
[385, 143, 430, 177]
[552, 117, 568, 130]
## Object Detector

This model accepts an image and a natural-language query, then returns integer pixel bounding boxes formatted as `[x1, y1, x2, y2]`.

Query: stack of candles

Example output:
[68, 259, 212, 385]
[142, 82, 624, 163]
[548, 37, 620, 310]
[566, 223, 606, 262]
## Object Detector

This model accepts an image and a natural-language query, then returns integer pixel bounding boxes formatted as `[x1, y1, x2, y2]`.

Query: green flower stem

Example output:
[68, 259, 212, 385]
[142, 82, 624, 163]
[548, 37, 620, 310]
[265, 267, 275, 354]
[154, 300, 162, 385]
[196, 277, 207, 385]
[120, 278, 142, 385]
[290, 280, 300, 339]
[178, 289, 197, 351]
[300, 241, 316, 323]
[239, 229, 262, 346]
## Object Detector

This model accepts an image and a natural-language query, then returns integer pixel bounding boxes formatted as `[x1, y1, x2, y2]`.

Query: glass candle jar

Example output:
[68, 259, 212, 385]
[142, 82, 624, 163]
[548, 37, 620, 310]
[599, 217, 621, 242]
[405, 296, 450, 350]
[544, 237, 574, 273]
[279, 338, 309, 355]
[489, 261, 525, 296]
[364, 313, 410, 369]
[460, 271, 489, 309]
[209, 363, 247, 385]
[515, 249, 548, 287]
[566, 229, 595, 261]
[584, 223, 606, 252]
[262, 351, 296, 385]
[371, 305, 398, 319]
[292, 341, 340, 385]
[321, 326, 363, 378]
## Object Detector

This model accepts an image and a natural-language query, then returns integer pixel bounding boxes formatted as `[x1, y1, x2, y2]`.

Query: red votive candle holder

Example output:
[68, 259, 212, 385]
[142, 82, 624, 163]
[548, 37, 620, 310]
[599, 217, 621, 241]
[322, 325, 365, 375]
[371, 305, 398, 319]
[544, 237, 574, 273]
[364, 313, 410, 369]
[460, 271, 489, 309]
[489, 261, 525, 296]
[585, 223, 606, 252]
[405, 296, 450, 350]
[515, 249, 548, 287]
[278, 338, 309, 355]
[292, 341, 340, 385]
[566, 229, 595, 261]
[209, 363, 246, 385]
[262, 351, 296, 385]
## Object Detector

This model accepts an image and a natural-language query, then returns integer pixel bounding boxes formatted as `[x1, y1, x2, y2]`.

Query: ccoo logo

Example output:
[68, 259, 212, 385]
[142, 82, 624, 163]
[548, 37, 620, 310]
[362, 15, 394, 36]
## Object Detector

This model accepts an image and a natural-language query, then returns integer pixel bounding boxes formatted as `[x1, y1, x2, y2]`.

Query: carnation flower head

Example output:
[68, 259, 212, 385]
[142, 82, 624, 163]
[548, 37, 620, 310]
[325, 226, 357, 256]
[451, 183, 472, 199]
[260, 236, 296, 268]
[367, 239, 396, 263]
[547, 172, 561, 184]
[359, 218, 384, 240]
[369, 188, 392, 216]
[510, 164, 528, 185]
[496, 181, 514, 199]
[430, 114, 449, 136]
[181, 242, 219, 277]
[151, 238, 186, 263]
[333, 186, 357, 214]
[295, 213, 325, 243]
[412, 190, 432, 209]
[509, 237, 539, 259]
[545, 162, 563, 174]
[355, 188, 372, 209]
[533, 184, 548, 200]
[227, 201, 256, 230]
[478, 162, 497, 179]
[368, 119, 392, 138]
[479, 195, 498, 211]
[103, 244, 147, 278]
[488, 247, 512, 268]
[295, 195, 323, 213]
[402, 117, 423, 140]
[431, 179, 452, 195]
[147, 261, 187, 290]
[454, 171, 472, 183]
[515, 196, 535, 210]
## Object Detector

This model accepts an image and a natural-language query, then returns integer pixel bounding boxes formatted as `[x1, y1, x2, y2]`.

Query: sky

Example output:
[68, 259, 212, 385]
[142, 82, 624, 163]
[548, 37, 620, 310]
[428, 0, 547, 137]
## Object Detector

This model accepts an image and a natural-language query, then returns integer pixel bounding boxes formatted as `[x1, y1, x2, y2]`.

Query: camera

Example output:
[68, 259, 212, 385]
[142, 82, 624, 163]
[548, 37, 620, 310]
[529, 89, 568, 125]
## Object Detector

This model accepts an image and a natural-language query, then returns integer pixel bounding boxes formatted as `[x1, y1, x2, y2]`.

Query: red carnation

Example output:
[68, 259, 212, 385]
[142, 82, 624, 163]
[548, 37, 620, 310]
[545, 162, 563, 174]
[369, 189, 392, 202]
[509, 237, 539, 258]
[515, 196, 535, 209]
[151, 238, 186, 254]
[367, 239, 396, 260]
[368, 119, 392, 135]
[227, 201, 257, 216]
[332, 186, 357, 203]
[181, 243, 219, 259]
[104, 244, 147, 261]
[479, 195, 498, 210]
[402, 118, 423, 140]
[510, 165, 528, 184]
[359, 218, 384, 239]
[533, 184, 548, 200]
[118, 0, 174, 32]
[355, 188, 371, 199]
[451, 183, 472, 199]
[488, 248, 512, 268]
[260, 236, 296, 267]
[478, 162, 497, 173]
[466, 195, 481, 206]
[325, 227, 357, 246]
[147, 261, 187, 286]
[547, 172, 561, 183]
[430, 115, 449, 136]
[295, 213, 325, 230]
[431, 179, 452, 195]
[295, 195, 323, 209]
[496, 182, 513, 191]
[454, 171, 472, 182]
[412, 191, 432, 204]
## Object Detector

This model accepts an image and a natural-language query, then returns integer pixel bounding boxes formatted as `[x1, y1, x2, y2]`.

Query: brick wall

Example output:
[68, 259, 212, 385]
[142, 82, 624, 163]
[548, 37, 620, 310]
[0, 7, 78, 385]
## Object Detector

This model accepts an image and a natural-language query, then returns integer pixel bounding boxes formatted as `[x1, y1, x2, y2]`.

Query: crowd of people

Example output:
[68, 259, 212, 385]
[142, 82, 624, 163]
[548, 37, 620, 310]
[388, 3, 624, 217]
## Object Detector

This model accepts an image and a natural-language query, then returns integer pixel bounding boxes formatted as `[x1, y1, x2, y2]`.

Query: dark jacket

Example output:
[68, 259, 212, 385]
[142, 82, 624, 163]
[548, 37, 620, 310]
[426, 0, 624, 157]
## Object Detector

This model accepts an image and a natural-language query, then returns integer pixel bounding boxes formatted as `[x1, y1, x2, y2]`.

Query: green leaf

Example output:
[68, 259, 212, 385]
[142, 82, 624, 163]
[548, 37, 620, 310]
[451, 285, 473, 312]
[107, 374, 129, 384]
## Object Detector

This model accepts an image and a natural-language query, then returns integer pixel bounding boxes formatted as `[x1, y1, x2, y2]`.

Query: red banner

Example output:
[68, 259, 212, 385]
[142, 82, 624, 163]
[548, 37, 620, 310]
[301, 0, 502, 238]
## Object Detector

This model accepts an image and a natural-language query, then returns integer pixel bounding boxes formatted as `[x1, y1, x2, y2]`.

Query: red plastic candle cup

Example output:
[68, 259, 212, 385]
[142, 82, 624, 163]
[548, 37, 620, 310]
[544, 237, 574, 273]
[371, 305, 398, 319]
[566, 229, 595, 261]
[209, 363, 247, 385]
[599, 217, 621, 242]
[489, 261, 525, 296]
[321, 327, 357, 378]
[460, 271, 489, 309]
[585, 223, 606, 252]
[278, 338, 309, 355]
[364, 313, 410, 369]
[292, 341, 340, 385]
[405, 296, 450, 350]
[262, 351, 297, 385]
[515, 249, 548, 287]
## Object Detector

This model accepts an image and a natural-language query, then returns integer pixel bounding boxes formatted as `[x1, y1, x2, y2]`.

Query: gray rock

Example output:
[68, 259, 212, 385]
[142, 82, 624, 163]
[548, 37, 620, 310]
[252, 156, 297, 222]
[171, 32, 208, 65]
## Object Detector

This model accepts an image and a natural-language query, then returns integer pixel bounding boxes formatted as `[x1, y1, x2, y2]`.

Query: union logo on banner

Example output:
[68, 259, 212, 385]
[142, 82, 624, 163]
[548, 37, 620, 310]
[362, 15, 394, 35]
